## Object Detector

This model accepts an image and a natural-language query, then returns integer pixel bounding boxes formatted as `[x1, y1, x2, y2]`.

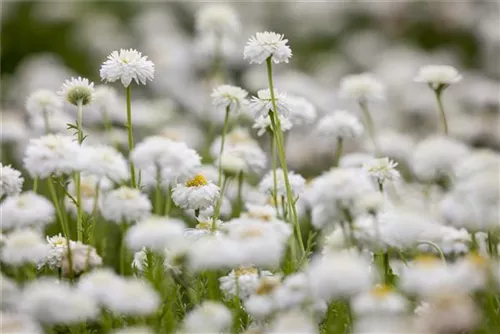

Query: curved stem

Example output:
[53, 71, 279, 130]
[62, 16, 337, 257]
[433, 90, 448, 135]
[359, 101, 379, 154]
[126, 86, 137, 188]
[333, 137, 343, 167]
[417, 240, 446, 263]
[217, 107, 231, 188]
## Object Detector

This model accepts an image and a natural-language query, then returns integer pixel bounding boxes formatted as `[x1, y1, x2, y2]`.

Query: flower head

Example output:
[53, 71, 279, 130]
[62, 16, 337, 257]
[195, 4, 240, 36]
[339, 73, 385, 102]
[1, 191, 54, 230]
[249, 88, 291, 118]
[58, 77, 94, 106]
[0, 163, 24, 198]
[253, 114, 293, 136]
[211, 84, 248, 114]
[183, 301, 232, 333]
[243, 31, 292, 64]
[100, 186, 152, 224]
[315, 110, 364, 141]
[100, 49, 155, 87]
[363, 157, 400, 185]
[1, 229, 48, 266]
[414, 65, 462, 90]
[26, 89, 62, 118]
[172, 174, 220, 211]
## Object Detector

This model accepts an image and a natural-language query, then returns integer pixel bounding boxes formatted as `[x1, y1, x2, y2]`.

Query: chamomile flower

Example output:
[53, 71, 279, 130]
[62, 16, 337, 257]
[25, 89, 62, 118]
[351, 285, 408, 317]
[414, 65, 463, 89]
[126, 216, 185, 252]
[0, 164, 24, 198]
[80, 145, 129, 182]
[65, 174, 112, 215]
[253, 114, 293, 136]
[172, 174, 220, 211]
[267, 310, 318, 334]
[23, 134, 82, 178]
[363, 157, 400, 186]
[183, 301, 232, 333]
[58, 77, 94, 106]
[211, 84, 248, 114]
[287, 95, 317, 125]
[19, 279, 99, 324]
[0, 191, 54, 231]
[339, 73, 385, 102]
[77, 268, 125, 306]
[219, 267, 273, 299]
[100, 186, 152, 224]
[249, 88, 292, 118]
[259, 168, 305, 199]
[195, 4, 240, 36]
[100, 49, 155, 87]
[315, 110, 364, 140]
[244, 31, 292, 64]
[0, 229, 48, 266]
[1, 273, 20, 310]
[0, 312, 43, 334]
[103, 278, 160, 316]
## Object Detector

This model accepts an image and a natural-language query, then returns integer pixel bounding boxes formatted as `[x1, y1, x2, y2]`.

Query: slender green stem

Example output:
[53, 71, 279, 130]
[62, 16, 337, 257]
[266, 58, 305, 256]
[359, 101, 378, 154]
[126, 85, 137, 188]
[102, 111, 118, 148]
[333, 137, 343, 167]
[383, 252, 391, 285]
[155, 167, 163, 215]
[75, 101, 85, 242]
[91, 182, 100, 247]
[218, 107, 231, 188]
[487, 232, 496, 258]
[433, 89, 448, 135]
[164, 186, 172, 216]
[212, 176, 230, 229]
[43, 110, 51, 134]
[417, 240, 446, 263]
[77, 100, 84, 144]
[33, 178, 38, 193]
[234, 171, 244, 218]
[269, 130, 279, 216]
[120, 223, 129, 276]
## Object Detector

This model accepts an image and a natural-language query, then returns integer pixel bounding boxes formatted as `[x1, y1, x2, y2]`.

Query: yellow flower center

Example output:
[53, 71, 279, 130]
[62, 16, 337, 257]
[81, 182, 96, 197]
[414, 254, 440, 267]
[235, 267, 258, 277]
[247, 211, 272, 221]
[255, 277, 280, 295]
[241, 226, 264, 239]
[466, 252, 487, 267]
[196, 222, 212, 230]
[371, 284, 392, 298]
[120, 188, 137, 200]
[186, 174, 208, 187]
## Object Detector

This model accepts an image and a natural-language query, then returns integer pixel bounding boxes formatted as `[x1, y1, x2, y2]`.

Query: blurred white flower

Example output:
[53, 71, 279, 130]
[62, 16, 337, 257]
[351, 285, 408, 317]
[80, 145, 129, 183]
[126, 216, 185, 252]
[267, 310, 318, 334]
[195, 4, 240, 36]
[211, 84, 248, 114]
[219, 267, 273, 299]
[1, 229, 48, 266]
[244, 31, 292, 64]
[315, 110, 364, 140]
[339, 73, 385, 102]
[172, 174, 220, 211]
[1, 191, 54, 230]
[183, 301, 232, 333]
[287, 95, 317, 125]
[0, 312, 42, 334]
[100, 49, 155, 87]
[259, 168, 305, 199]
[102, 278, 160, 316]
[253, 114, 293, 136]
[363, 157, 400, 186]
[25, 89, 62, 118]
[249, 88, 292, 118]
[58, 76, 94, 106]
[100, 186, 151, 224]
[414, 65, 462, 89]
[0, 164, 24, 198]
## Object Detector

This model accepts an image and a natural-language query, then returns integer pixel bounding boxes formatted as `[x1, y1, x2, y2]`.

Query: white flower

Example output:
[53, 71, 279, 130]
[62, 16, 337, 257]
[77, 268, 124, 305]
[219, 267, 273, 299]
[287, 95, 317, 125]
[23, 134, 82, 178]
[171, 174, 220, 211]
[351, 285, 408, 317]
[126, 216, 185, 252]
[249, 88, 292, 118]
[267, 310, 318, 334]
[186, 235, 243, 271]
[19, 279, 99, 324]
[219, 152, 247, 175]
[65, 174, 112, 215]
[363, 157, 400, 185]
[243, 31, 292, 64]
[58, 77, 94, 106]
[0, 164, 24, 198]
[253, 114, 293, 136]
[1, 312, 43, 333]
[85, 85, 120, 123]
[1, 273, 20, 310]
[211, 84, 248, 114]
[414, 65, 462, 89]
[411, 135, 469, 182]
[80, 145, 129, 182]
[103, 278, 160, 316]
[100, 49, 155, 87]
[1, 229, 48, 266]
[259, 168, 305, 199]
[339, 73, 385, 102]
[100, 186, 151, 223]
[183, 301, 232, 333]
[25, 89, 62, 118]
[1, 191, 54, 230]
[195, 4, 240, 36]
[315, 110, 364, 140]
[306, 253, 375, 301]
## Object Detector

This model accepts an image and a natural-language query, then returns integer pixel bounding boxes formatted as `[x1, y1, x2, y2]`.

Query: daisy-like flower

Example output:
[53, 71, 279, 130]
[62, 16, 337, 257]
[0, 312, 42, 334]
[315, 110, 364, 140]
[351, 285, 408, 317]
[249, 88, 292, 118]
[243, 31, 292, 64]
[219, 267, 273, 299]
[25, 89, 62, 118]
[58, 77, 94, 106]
[0, 163, 24, 198]
[339, 73, 385, 102]
[65, 174, 112, 216]
[414, 65, 462, 90]
[1, 191, 54, 230]
[363, 157, 400, 186]
[100, 278, 160, 316]
[253, 114, 293, 136]
[23, 134, 82, 178]
[172, 174, 220, 211]
[183, 301, 232, 333]
[211, 84, 248, 114]
[195, 4, 240, 36]
[259, 168, 305, 199]
[80, 145, 129, 183]
[100, 49, 155, 87]
[287, 95, 317, 125]
[100, 186, 152, 224]
[1, 229, 49, 266]
[126, 216, 185, 252]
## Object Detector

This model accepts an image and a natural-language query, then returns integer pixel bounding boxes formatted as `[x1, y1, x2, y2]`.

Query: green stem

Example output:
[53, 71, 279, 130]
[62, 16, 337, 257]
[91, 182, 100, 247]
[126, 85, 137, 188]
[234, 171, 244, 218]
[383, 252, 391, 285]
[164, 186, 172, 216]
[269, 130, 279, 216]
[43, 110, 51, 134]
[333, 137, 343, 167]
[487, 232, 495, 258]
[359, 101, 378, 154]
[155, 167, 163, 215]
[212, 176, 230, 229]
[74, 172, 83, 242]
[33, 178, 38, 193]
[120, 223, 129, 276]
[102, 111, 118, 148]
[417, 240, 446, 263]
[218, 107, 231, 188]
[433, 89, 448, 135]
[266, 58, 305, 256]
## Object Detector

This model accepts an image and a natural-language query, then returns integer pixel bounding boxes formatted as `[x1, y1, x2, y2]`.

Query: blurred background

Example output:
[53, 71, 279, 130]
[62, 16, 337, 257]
[1, 1, 499, 175]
